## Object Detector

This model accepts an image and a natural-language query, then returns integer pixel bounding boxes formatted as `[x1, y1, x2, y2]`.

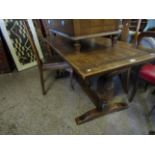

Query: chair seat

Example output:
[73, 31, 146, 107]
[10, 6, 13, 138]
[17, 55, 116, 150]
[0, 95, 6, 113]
[139, 64, 155, 84]
[43, 61, 69, 70]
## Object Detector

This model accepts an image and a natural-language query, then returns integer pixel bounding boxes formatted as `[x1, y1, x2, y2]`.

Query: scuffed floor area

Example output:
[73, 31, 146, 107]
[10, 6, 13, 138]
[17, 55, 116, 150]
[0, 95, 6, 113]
[0, 67, 155, 134]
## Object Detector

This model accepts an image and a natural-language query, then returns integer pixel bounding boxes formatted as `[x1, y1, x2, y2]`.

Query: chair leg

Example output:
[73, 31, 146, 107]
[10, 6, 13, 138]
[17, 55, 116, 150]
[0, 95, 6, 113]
[70, 70, 75, 90]
[55, 70, 61, 79]
[152, 89, 155, 95]
[149, 105, 155, 117]
[144, 83, 149, 92]
[128, 77, 139, 102]
[39, 68, 46, 95]
[126, 68, 131, 94]
[128, 66, 140, 102]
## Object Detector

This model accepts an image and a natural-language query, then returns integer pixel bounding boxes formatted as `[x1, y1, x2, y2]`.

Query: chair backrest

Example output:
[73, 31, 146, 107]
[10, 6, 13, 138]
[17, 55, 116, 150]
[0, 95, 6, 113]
[137, 32, 155, 48]
[120, 19, 145, 43]
[33, 20, 57, 58]
[23, 20, 43, 67]
[39, 20, 52, 39]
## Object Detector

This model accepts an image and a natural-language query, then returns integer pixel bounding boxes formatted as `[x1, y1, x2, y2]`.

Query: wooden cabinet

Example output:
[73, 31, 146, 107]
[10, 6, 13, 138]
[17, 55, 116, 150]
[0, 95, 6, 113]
[48, 19, 121, 37]
[39, 19, 121, 53]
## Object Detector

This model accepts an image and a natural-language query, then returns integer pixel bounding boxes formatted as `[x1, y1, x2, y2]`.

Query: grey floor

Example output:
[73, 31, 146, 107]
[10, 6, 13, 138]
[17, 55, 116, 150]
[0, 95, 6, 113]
[0, 67, 155, 135]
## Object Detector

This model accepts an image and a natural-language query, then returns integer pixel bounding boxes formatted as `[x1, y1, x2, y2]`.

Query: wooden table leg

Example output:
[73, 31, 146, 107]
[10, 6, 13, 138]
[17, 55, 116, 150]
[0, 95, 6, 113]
[75, 74, 128, 125]
[111, 35, 117, 46]
[74, 41, 81, 53]
[76, 75, 104, 111]
[75, 102, 128, 125]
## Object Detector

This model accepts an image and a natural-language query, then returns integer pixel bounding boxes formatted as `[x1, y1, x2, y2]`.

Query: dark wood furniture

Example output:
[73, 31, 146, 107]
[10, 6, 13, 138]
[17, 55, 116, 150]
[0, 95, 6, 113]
[49, 19, 121, 36]
[120, 19, 147, 43]
[47, 36, 155, 125]
[129, 32, 155, 102]
[127, 32, 155, 135]
[0, 29, 14, 74]
[23, 21, 72, 95]
[44, 19, 121, 53]
[129, 19, 147, 32]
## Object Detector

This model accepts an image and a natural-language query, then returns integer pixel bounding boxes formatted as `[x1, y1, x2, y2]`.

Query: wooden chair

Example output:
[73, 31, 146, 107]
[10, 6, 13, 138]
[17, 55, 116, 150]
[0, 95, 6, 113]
[120, 19, 144, 43]
[24, 20, 73, 95]
[129, 32, 155, 103]
[119, 19, 147, 96]
[129, 32, 155, 135]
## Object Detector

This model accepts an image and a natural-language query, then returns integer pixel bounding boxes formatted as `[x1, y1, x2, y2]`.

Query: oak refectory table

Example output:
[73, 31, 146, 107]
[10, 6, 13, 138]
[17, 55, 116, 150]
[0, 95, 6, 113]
[47, 37, 155, 125]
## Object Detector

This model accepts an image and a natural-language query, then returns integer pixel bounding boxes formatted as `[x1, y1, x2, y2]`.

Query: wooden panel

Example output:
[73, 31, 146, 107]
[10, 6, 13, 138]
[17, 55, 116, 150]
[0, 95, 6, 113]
[50, 19, 74, 36]
[104, 20, 116, 25]
[74, 19, 121, 36]
[104, 25, 119, 31]
[51, 19, 121, 37]
[91, 20, 105, 26]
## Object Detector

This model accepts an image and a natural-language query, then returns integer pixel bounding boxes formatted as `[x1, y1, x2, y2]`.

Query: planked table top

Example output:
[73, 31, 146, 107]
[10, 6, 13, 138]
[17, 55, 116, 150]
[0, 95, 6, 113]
[51, 37, 155, 79]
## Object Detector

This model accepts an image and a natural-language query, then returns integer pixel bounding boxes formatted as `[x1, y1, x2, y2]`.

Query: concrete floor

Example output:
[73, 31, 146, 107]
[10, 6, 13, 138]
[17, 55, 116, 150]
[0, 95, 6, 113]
[0, 67, 155, 134]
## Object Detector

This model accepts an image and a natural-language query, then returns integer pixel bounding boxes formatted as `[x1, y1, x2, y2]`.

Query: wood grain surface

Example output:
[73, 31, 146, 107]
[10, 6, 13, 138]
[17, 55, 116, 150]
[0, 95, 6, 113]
[50, 37, 155, 79]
